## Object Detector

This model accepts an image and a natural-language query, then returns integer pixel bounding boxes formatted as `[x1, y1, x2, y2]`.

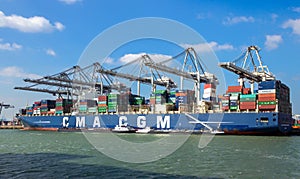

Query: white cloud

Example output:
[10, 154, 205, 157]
[181, 41, 234, 53]
[292, 7, 300, 13]
[264, 35, 283, 50]
[0, 11, 65, 33]
[59, 0, 82, 4]
[103, 57, 114, 64]
[46, 49, 56, 56]
[119, 53, 172, 64]
[0, 39, 22, 51]
[223, 16, 255, 25]
[282, 19, 300, 35]
[119, 53, 146, 63]
[0, 66, 42, 79]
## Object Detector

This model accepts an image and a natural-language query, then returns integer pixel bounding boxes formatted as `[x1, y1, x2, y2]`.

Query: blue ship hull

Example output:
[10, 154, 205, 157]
[19, 112, 292, 135]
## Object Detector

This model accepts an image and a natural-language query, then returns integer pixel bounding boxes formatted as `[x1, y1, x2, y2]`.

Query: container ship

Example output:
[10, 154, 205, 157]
[16, 46, 293, 135]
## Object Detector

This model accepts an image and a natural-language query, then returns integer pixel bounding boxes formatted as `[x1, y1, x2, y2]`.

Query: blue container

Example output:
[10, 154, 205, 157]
[258, 80, 280, 90]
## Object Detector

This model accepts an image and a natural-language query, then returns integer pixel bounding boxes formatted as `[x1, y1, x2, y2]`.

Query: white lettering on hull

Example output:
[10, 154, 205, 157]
[63, 117, 69, 127]
[61, 115, 171, 129]
[119, 116, 128, 126]
[157, 116, 170, 129]
[76, 116, 85, 128]
[93, 116, 101, 128]
[137, 116, 146, 128]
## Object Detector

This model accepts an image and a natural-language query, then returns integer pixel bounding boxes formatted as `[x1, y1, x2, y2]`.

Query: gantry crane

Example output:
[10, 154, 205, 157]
[98, 54, 177, 96]
[143, 47, 218, 104]
[14, 62, 130, 105]
[219, 45, 275, 93]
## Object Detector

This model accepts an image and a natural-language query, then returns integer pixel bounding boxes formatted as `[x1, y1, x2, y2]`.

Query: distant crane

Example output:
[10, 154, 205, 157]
[219, 45, 275, 93]
[0, 102, 14, 115]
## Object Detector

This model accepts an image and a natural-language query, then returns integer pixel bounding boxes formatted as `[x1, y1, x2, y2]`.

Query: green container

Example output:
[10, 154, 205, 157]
[240, 94, 256, 98]
[258, 101, 277, 105]
[154, 90, 166, 94]
[240, 98, 256, 102]
[88, 107, 97, 113]
[229, 92, 241, 96]
[98, 109, 107, 113]
[230, 106, 238, 110]
[55, 110, 63, 114]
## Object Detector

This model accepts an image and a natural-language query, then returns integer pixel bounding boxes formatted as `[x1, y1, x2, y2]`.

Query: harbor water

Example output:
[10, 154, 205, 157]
[0, 130, 300, 178]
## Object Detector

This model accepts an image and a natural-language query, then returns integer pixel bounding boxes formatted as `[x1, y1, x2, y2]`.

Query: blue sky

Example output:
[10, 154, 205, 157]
[0, 0, 300, 118]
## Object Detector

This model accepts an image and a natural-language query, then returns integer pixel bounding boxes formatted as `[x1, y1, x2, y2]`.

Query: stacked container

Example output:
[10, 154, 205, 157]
[79, 99, 97, 113]
[221, 94, 230, 111]
[98, 95, 107, 113]
[239, 94, 257, 110]
[40, 100, 56, 115]
[175, 90, 195, 112]
[33, 101, 41, 115]
[26, 106, 33, 115]
[226, 86, 242, 111]
[108, 94, 118, 113]
[55, 98, 73, 115]
[154, 90, 167, 104]
[258, 81, 278, 111]
[202, 83, 216, 102]
[55, 98, 64, 115]
[117, 93, 129, 112]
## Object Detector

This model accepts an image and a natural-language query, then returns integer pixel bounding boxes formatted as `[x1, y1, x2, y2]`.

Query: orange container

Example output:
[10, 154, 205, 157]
[258, 93, 276, 101]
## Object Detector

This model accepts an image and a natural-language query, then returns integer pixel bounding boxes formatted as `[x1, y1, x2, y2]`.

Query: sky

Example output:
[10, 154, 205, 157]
[0, 0, 300, 119]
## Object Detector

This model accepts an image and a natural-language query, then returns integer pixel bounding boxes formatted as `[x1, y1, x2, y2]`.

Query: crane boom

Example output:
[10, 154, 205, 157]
[98, 68, 177, 88]
[144, 61, 208, 83]
[218, 62, 262, 82]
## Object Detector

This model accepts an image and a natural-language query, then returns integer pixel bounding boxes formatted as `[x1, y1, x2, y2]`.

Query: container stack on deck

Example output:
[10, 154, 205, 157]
[33, 101, 41, 115]
[108, 94, 118, 113]
[175, 90, 195, 112]
[55, 98, 72, 115]
[79, 99, 97, 113]
[202, 84, 216, 102]
[221, 94, 230, 111]
[98, 95, 107, 113]
[239, 94, 257, 111]
[258, 81, 278, 111]
[26, 106, 33, 115]
[40, 100, 55, 115]
[226, 86, 242, 111]
[117, 93, 129, 112]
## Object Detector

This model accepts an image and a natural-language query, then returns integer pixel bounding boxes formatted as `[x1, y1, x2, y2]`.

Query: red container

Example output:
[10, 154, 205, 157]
[204, 83, 216, 89]
[227, 86, 243, 93]
[222, 106, 229, 110]
[258, 105, 276, 110]
[55, 106, 63, 110]
[258, 93, 276, 101]
[98, 95, 107, 101]
[242, 88, 251, 95]
[240, 101, 256, 110]
[175, 92, 187, 97]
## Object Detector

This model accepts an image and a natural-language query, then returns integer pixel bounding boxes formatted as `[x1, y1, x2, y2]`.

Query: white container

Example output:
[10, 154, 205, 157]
[258, 89, 276, 94]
